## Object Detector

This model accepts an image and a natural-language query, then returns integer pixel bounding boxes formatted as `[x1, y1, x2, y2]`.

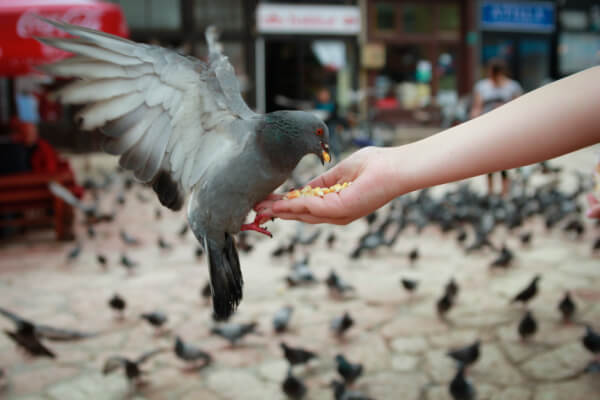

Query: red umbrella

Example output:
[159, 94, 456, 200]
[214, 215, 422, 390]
[0, 0, 128, 77]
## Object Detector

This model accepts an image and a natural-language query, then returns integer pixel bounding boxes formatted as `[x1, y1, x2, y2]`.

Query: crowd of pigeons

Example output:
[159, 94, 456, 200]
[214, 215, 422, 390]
[1, 160, 600, 399]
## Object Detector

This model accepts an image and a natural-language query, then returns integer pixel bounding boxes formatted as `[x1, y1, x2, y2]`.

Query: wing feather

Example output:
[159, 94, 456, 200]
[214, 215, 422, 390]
[38, 19, 255, 211]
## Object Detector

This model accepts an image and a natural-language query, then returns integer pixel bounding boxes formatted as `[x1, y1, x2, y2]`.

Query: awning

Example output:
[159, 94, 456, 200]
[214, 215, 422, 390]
[0, 0, 128, 76]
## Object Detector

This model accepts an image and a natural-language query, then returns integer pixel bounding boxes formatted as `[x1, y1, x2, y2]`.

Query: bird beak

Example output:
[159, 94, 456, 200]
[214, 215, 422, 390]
[320, 143, 331, 164]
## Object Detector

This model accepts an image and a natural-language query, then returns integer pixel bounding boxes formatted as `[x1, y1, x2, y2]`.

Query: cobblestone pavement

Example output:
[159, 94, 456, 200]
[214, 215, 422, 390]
[1, 145, 599, 400]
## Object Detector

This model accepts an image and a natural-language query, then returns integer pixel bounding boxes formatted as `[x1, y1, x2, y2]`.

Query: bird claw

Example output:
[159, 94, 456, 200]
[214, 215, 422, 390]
[241, 214, 273, 238]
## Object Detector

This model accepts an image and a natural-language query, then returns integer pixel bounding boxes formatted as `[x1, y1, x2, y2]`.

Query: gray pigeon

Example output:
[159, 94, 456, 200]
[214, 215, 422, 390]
[38, 20, 331, 321]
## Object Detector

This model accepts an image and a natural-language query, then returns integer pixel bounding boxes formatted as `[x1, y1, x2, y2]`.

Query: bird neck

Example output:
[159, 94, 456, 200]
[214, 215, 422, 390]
[258, 115, 307, 171]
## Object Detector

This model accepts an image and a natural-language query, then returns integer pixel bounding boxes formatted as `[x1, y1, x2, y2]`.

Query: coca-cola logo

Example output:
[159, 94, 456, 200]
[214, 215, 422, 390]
[17, 8, 104, 38]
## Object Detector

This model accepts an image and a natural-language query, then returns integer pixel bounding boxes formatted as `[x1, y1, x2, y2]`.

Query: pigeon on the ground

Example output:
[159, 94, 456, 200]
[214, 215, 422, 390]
[282, 367, 307, 399]
[178, 222, 189, 238]
[593, 237, 600, 251]
[0, 308, 56, 358]
[39, 20, 331, 321]
[97, 253, 108, 268]
[195, 245, 205, 259]
[401, 278, 419, 293]
[280, 342, 317, 366]
[447, 340, 481, 367]
[201, 281, 212, 301]
[103, 348, 166, 384]
[211, 322, 258, 345]
[120, 254, 138, 272]
[558, 292, 576, 322]
[519, 231, 532, 245]
[408, 247, 419, 264]
[140, 311, 168, 331]
[174, 336, 212, 369]
[445, 278, 459, 299]
[331, 312, 354, 337]
[66, 243, 82, 262]
[326, 270, 354, 297]
[326, 232, 337, 248]
[120, 230, 140, 246]
[449, 364, 476, 400]
[157, 236, 172, 250]
[335, 354, 363, 384]
[272, 239, 296, 258]
[511, 275, 541, 304]
[456, 229, 467, 244]
[273, 306, 294, 333]
[109, 294, 126, 317]
[518, 311, 537, 340]
[48, 181, 97, 218]
[87, 225, 96, 239]
[490, 245, 513, 268]
[331, 380, 372, 400]
[437, 291, 454, 319]
[582, 325, 600, 357]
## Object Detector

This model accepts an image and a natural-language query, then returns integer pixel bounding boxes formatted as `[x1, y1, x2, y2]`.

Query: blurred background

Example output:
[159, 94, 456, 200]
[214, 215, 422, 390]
[0, 1, 600, 400]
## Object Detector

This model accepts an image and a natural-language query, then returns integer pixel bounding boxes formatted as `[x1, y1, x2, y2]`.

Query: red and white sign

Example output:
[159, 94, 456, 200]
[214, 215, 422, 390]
[257, 4, 360, 35]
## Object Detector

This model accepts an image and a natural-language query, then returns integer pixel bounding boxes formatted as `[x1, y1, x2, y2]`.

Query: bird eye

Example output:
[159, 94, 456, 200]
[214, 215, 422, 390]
[316, 128, 324, 136]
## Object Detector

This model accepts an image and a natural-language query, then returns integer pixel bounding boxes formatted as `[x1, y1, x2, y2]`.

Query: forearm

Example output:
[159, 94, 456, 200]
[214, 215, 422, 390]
[396, 66, 600, 194]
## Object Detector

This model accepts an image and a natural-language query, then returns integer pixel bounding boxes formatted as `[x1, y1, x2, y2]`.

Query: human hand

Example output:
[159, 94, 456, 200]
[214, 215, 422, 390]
[256, 147, 401, 225]
[587, 193, 600, 219]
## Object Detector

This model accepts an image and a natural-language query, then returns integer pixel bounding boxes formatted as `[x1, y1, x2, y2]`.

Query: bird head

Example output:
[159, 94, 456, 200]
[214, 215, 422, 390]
[262, 110, 331, 167]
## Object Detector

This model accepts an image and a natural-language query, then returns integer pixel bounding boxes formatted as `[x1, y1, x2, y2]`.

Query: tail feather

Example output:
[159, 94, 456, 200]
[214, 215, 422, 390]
[205, 234, 243, 320]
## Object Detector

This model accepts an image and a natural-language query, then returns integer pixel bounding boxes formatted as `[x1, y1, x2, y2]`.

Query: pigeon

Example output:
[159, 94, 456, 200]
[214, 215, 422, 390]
[449, 364, 476, 400]
[178, 222, 189, 238]
[96, 253, 108, 268]
[365, 212, 377, 226]
[401, 278, 419, 293]
[136, 191, 150, 203]
[174, 336, 212, 368]
[593, 237, 600, 251]
[273, 306, 294, 333]
[282, 368, 307, 399]
[445, 278, 459, 299]
[3, 320, 55, 358]
[437, 291, 454, 319]
[66, 243, 82, 262]
[201, 281, 212, 301]
[456, 229, 467, 244]
[103, 348, 166, 383]
[87, 225, 96, 239]
[0, 308, 55, 358]
[116, 191, 126, 206]
[120, 230, 140, 246]
[48, 181, 97, 218]
[0, 307, 96, 342]
[490, 245, 513, 268]
[157, 236, 172, 250]
[331, 312, 354, 337]
[519, 231, 532, 245]
[335, 354, 363, 384]
[331, 380, 372, 400]
[140, 311, 168, 330]
[109, 294, 126, 317]
[582, 325, 600, 356]
[120, 254, 138, 271]
[511, 275, 541, 304]
[447, 340, 481, 367]
[272, 239, 296, 258]
[558, 292, 576, 322]
[408, 247, 419, 264]
[518, 311, 537, 340]
[326, 232, 337, 248]
[39, 20, 331, 321]
[211, 322, 258, 345]
[195, 245, 205, 259]
[280, 342, 317, 366]
[294, 226, 322, 245]
[325, 270, 354, 297]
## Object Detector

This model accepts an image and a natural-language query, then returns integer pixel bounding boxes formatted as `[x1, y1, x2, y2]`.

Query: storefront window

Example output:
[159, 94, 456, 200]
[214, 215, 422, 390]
[439, 4, 459, 33]
[376, 3, 396, 31]
[403, 4, 432, 33]
[559, 33, 600, 75]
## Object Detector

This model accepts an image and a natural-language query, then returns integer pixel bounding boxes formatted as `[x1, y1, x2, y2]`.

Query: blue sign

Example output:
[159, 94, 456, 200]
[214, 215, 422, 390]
[481, 2, 555, 32]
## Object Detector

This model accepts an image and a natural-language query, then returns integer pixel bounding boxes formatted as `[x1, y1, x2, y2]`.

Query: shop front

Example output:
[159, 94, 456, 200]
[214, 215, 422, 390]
[255, 2, 360, 115]
[479, 1, 555, 91]
[365, 0, 476, 126]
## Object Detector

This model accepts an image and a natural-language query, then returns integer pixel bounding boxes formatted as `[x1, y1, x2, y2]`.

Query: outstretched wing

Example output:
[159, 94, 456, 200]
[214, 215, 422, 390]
[37, 19, 256, 211]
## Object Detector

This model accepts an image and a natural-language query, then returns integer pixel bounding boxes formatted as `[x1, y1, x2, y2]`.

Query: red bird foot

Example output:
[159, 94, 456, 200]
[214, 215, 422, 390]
[241, 214, 272, 238]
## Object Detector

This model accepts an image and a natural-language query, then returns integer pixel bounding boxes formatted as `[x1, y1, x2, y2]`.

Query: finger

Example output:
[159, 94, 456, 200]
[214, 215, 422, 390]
[272, 192, 350, 220]
[254, 194, 284, 211]
[306, 164, 347, 188]
[275, 212, 352, 225]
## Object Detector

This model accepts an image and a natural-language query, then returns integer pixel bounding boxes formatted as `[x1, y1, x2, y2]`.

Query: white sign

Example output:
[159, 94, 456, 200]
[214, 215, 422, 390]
[257, 4, 360, 35]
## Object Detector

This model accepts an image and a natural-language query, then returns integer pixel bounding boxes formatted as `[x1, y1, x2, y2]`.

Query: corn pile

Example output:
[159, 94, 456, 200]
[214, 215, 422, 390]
[284, 182, 352, 199]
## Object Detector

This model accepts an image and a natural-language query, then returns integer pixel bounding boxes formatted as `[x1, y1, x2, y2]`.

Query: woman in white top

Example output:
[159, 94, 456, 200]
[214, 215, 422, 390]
[471, 58, 523, 196]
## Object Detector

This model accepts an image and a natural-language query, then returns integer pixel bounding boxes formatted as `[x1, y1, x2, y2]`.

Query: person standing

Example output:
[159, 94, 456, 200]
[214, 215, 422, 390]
[470, 58, 523, 196]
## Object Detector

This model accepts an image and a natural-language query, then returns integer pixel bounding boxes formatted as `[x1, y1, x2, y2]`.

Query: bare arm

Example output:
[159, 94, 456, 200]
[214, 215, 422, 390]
[258, 66, 600, 224]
